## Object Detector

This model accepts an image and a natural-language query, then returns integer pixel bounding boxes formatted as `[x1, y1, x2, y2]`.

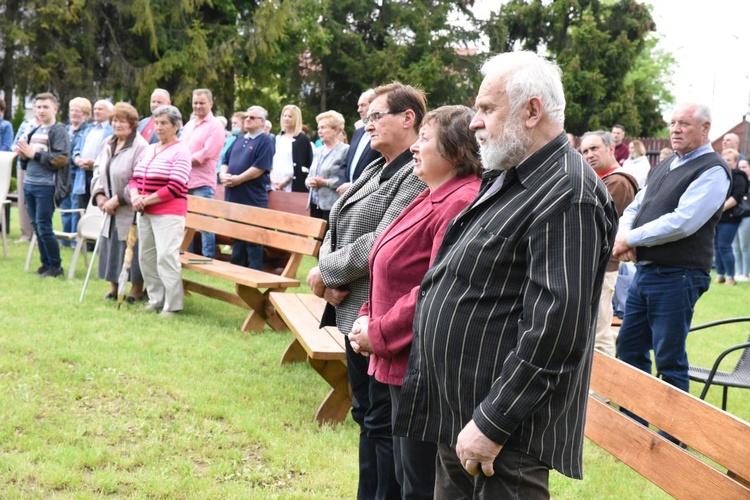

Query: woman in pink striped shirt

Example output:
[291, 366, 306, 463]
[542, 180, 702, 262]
[129, 105, 191, 316]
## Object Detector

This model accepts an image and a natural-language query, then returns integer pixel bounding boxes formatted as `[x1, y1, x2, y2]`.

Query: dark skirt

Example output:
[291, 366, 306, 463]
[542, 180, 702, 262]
[98, 220, 143, 284]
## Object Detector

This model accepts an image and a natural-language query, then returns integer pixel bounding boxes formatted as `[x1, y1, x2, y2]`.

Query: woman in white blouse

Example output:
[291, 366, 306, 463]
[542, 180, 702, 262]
[271, 104, 313, 192]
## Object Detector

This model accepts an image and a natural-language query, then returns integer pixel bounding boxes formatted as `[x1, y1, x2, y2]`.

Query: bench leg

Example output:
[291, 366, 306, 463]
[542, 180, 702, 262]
[236, 284, 268, 332]
[309, 358, 351, 425]
[280, 338, 308, 364]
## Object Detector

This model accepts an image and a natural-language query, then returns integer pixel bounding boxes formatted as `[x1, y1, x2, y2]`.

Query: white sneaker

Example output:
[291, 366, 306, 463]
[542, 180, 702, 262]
[735, 275, 750, 282]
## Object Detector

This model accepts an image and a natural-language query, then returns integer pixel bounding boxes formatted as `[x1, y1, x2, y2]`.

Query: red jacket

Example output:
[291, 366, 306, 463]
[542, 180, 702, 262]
[359, 174, 480, 385]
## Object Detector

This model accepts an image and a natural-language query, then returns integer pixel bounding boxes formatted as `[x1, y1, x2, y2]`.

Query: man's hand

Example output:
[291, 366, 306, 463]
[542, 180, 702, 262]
[306, 267, 325, 297]
[16, 140, 35, 160]
[348, 315, 372, 356]
[223, 174, 242, 188]
[612, 233, 637, 263]
[323, 287, 349, 306]
[76, 157, 95, 170]
[336, 182, 351, 195]
[456, 420, 502, 477]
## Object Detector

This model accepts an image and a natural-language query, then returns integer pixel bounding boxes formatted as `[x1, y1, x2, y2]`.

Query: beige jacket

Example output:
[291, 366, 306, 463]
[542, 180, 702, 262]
[92, 132, 149, 240]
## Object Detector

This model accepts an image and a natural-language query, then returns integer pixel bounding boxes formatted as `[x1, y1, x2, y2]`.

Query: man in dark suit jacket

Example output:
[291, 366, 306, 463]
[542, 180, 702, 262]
[337, 89, 383, 194]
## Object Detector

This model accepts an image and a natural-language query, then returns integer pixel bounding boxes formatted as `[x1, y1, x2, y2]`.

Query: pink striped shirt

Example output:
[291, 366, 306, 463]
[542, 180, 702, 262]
[128, 141, 191, 216]
[180, 112, 225, 189]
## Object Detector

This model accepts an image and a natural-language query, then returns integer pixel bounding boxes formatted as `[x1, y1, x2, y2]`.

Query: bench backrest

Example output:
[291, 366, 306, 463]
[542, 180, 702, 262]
[182, 195, 326, 277]
[586, 351, 750, 497]
[268, 190, 310, 217]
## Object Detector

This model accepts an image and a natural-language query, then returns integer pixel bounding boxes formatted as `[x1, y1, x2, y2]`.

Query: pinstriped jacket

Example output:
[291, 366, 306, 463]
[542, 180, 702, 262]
[318, 149, 426, 336]
[395, 133, 618, 479]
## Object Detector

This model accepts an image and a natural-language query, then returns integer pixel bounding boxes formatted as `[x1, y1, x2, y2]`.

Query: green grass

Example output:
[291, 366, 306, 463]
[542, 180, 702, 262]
[1, 207, 749, 497]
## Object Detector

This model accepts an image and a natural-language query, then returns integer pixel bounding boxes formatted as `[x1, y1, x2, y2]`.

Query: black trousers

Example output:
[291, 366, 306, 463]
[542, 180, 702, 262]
[345, 337, 400, 500]
[391, 384, 437, 499]
[435, 444, 549, 500]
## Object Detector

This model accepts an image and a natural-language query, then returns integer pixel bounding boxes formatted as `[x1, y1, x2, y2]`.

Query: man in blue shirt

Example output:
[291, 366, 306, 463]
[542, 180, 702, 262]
[219, 105, 274, 270]
[613, 102, 731, 440]
[0, 98, 13, 152]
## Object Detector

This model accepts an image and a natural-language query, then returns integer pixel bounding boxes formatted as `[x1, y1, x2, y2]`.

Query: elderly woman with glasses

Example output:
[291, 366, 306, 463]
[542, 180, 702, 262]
[307, 82, 427, 499]
[348, 105, 482, 499]
[128, 105, 191, 316]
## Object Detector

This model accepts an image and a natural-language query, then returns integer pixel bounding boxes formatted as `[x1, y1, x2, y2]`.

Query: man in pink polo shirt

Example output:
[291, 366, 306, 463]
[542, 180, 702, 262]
[180, 88, 226, 258]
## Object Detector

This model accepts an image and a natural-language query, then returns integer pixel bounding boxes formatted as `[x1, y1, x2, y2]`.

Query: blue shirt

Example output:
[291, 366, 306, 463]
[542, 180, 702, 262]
[224, 132, 274, 208]
[621, 142, 730, 247]
[0, 118, 13, 152]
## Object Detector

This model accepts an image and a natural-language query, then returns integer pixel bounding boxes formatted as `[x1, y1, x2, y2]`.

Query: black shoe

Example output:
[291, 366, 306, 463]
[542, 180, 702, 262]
[36, 265, 49, 275]
[41, 266, 64, 278]
[104, 292, 117, 300]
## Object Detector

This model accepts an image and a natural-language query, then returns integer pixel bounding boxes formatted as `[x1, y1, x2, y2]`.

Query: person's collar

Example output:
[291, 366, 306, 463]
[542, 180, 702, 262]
[512, 131, 569, 188]
[381, 149, 413, 182]
[245, 129, 264, 139]
[596, 165, 619, 179]
[674, 141, 712, 161]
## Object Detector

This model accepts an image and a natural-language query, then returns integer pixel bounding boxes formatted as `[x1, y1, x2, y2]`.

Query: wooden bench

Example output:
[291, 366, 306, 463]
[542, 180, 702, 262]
[270, 292, 350, 425]
[181, 195, 327, 332]
[586, 351, 750, 497]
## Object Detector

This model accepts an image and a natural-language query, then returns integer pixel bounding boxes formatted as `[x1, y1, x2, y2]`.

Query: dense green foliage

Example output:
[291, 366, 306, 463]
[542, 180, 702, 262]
[1, 0, 671, 137]
[486, 0, 674, 136]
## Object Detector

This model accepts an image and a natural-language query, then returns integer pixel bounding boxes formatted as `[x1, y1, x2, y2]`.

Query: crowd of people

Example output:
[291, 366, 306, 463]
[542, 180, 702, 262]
[2, 46, 750, 498]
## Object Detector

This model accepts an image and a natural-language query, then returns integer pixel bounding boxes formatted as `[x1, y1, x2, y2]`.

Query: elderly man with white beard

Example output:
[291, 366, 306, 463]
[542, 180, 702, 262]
[393, 51, 618, 499]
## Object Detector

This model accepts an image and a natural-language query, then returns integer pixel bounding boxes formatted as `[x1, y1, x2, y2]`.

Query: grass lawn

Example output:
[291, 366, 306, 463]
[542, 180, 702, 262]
[1, 206, 749, 498]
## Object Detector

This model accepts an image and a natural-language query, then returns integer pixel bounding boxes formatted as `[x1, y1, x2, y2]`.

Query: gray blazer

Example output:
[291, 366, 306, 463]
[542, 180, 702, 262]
[306, 142, 349, 211]
[318, 150, 426, 335]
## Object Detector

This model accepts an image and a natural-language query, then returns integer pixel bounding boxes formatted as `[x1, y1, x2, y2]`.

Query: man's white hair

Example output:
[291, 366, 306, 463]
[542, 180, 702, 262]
[480, 51, 566, 127]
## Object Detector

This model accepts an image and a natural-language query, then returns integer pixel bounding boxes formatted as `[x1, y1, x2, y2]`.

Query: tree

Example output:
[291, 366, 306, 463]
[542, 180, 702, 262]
[486, 0, 673, 136]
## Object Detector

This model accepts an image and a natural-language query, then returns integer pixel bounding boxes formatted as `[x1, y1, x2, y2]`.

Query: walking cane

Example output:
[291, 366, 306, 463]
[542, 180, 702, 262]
[79, 213, 109, 302]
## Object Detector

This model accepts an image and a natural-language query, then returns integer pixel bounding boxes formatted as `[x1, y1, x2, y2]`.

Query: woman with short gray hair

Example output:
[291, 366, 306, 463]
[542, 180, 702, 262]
[128, 104, 191, 316]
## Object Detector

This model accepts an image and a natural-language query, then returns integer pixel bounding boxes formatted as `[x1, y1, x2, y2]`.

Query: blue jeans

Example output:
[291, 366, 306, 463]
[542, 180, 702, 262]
[732, 217, 750, 275]
[24, 183, 61, 268]
[59, 191, 80, 245]
[187, 185, 215, 258]
[230, 241, 263, 270]
[714, 220, 741, 278]
[617, 265, 710, 392]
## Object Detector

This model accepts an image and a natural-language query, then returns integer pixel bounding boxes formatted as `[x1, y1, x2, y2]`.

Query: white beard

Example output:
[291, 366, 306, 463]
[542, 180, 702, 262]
[477, 116, 529, 171]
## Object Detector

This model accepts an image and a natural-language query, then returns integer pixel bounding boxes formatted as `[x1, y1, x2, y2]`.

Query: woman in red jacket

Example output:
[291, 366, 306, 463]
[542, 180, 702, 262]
[349, 105, 482, 499]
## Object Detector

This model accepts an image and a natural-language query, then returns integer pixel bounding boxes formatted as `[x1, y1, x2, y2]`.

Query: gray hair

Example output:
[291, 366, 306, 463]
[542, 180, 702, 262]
[360, 89, 375, 101]
[581, 130, 613, 148]
[679, 103, 711, 124]
[480, 51, 566, 127]
[193, 88, 213, 101]
[95, 99, 114, 111]
[247, 106, 267, 120]
[153, 105, 183, 128]
[152, 88, 171, 101]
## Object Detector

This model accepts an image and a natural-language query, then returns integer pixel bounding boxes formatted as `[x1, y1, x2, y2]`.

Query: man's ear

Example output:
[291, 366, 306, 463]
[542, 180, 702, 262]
[525, 97, 544, 128]
[403, 109, 416, 129]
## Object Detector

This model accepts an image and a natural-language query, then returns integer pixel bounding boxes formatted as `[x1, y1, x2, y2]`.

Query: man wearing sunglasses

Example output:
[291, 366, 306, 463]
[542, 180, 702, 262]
[219, 106, 274, 270]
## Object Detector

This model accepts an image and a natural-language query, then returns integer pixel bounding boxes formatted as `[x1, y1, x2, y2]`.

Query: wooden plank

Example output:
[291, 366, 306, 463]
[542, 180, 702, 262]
[186, 195, 326, 239]
[590, 351, 750, 484]
[180, 252, 299, 288]
[270, 293, 346, 361]
[183, 279, 249, 309]
[268, 190, 311, 217]
[185, 213, 321, 257]
[309, 357, 351, 424]
[585, 397, 750, 498]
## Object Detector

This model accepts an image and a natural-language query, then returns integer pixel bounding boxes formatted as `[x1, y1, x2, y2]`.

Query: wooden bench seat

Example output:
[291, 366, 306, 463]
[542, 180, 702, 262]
[586, 351, 750, 497]
[270, 292, 350, 425]
[181, 195, 326, 332]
